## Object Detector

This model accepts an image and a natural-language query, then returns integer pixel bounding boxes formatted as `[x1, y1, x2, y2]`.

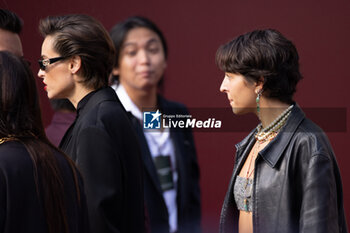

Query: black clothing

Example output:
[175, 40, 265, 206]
[0, 141, 88, 233]
[220, 105, 348, 233]
[60, 87, 145, 233]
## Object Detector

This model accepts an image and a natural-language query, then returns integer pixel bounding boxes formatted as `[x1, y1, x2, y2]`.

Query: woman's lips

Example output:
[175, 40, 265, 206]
[42, 80, 47, 91]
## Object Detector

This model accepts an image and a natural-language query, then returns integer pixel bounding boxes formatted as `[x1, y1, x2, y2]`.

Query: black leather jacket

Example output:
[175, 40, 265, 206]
[220, 105, 348, 233]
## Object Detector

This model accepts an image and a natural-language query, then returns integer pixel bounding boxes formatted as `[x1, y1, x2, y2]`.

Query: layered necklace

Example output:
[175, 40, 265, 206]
[243, 104, 294, 211]
[255, 104, 294, 141]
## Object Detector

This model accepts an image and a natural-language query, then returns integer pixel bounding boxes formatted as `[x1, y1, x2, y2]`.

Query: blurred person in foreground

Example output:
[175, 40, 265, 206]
[217, 29, 347, 233]
[110, 16, 201, 233]
[38, 14, 145, 233]
[0, 51, 88, 233]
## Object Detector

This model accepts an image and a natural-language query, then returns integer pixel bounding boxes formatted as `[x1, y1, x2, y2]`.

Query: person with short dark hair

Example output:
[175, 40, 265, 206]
[110, 16, 201, 233]
[0, 51, 88, 233]
[38, 14, 145, 233]
[0, 9, 23, 56]
[217, 29, 347, 233]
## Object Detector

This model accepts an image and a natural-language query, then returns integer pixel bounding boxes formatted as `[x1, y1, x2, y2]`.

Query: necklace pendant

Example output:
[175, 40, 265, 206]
[244, 198, 248, 211]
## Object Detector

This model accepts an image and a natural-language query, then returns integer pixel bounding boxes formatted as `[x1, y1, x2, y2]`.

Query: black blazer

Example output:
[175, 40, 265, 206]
[60, 87, 145, 233]
[0, 141, 88, 233]
[129, 96, 201, 233]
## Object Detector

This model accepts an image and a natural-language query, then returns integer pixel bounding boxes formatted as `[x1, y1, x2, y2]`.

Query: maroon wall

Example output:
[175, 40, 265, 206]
[2, 0, 350, 231]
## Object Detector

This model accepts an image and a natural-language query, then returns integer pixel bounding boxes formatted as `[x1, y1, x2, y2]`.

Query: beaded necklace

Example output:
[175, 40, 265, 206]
[255, 105, 293, 141]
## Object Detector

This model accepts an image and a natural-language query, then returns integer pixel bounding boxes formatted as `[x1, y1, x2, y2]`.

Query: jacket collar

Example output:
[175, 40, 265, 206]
[235, 104, 305, 168]
[76, 89, 97, 117]
[77, 87, 122, 118]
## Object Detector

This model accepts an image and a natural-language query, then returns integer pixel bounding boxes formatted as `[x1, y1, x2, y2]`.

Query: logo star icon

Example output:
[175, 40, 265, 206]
[151, 110, 161, 122]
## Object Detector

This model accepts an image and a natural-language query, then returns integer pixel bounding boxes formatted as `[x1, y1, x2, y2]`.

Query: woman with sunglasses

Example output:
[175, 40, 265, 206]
[38, 14, 145, 233]
[0, 51, 88, 233]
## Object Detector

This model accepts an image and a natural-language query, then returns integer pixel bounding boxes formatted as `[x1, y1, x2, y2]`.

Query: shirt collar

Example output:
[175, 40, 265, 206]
[113, 83, 143, 121]
[112, 83, 171, 138]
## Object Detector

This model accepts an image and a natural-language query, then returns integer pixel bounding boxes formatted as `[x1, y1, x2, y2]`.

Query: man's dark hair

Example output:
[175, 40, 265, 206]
[0, 9, 23, 34]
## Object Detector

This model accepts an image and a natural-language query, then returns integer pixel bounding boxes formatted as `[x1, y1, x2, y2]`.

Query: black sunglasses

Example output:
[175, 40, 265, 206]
[38, 57, 65, 71]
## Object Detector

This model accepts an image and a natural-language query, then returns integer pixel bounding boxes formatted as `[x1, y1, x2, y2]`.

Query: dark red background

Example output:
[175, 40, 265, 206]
[2, 0, 349, 231]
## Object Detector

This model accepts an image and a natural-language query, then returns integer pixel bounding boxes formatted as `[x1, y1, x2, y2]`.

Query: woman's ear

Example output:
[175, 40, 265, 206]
[69, 56, 82, 74]
[255, 77, 264, 93]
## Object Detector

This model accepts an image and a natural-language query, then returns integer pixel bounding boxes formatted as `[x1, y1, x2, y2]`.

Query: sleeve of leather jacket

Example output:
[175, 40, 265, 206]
[299, 154, 339, 233]
[76, 126, 123, 233]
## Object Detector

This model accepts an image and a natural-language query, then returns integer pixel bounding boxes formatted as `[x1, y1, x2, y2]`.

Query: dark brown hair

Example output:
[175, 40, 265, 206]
[0, 9, 22, 34]
[216, 29, 302, 104]
[39, 14, 116, 90]
[0, 51, 80, 233]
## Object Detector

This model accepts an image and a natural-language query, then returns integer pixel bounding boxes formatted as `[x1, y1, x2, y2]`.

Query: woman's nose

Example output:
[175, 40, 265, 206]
[37, 69, 45, 79]
[220, 77, 227, 93]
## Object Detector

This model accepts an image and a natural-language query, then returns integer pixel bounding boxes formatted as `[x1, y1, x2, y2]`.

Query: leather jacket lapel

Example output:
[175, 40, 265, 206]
[259, 105, 305, 168]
